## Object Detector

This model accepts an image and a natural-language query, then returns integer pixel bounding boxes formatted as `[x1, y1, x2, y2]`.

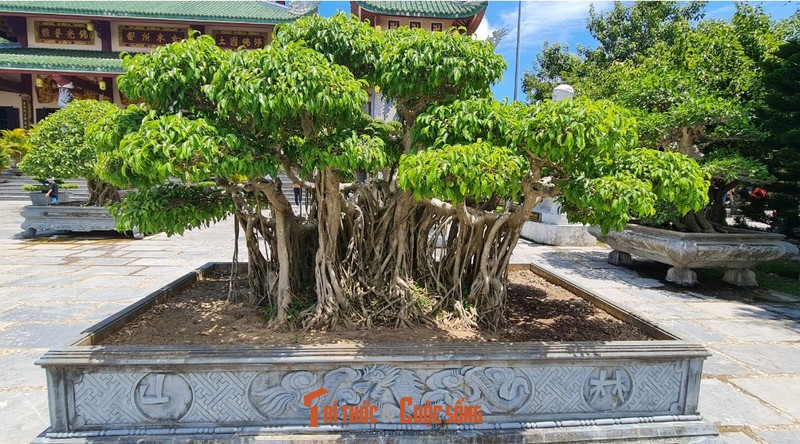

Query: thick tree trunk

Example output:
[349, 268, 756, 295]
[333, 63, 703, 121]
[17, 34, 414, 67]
[86, 178, 120, 206]
[304, 168, 347, 329]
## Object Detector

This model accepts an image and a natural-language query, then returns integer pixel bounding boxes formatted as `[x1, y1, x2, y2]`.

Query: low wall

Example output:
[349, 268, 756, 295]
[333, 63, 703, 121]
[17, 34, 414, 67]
[34, 264, 716, 443]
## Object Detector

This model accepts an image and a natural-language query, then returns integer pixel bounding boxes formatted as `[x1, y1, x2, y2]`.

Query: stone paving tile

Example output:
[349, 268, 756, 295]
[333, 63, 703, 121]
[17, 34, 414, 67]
[74, 275, 152, 288]
[0, 350, 48, 388]
[702, 320, 800, 342]
[76, 302, 136, 324]
[9, 256, 69, 265]
[660, 320, 731, 343]
[118, 250, 178, 258]
[80, 288, 152, 303]
[65, 249, 108, 258]
[710, 344, 800, 374]
[0, 302, 96, 323]
[718, 432, 759, 444]
[126, 257, 190, 267]
[67, 257, 138, 266]
[0, 390, 49, 444]
[692, 301, 782, 321]
[699, 379, 792, 426]
[762, 304, 800, 320]
[69, 266, 146, 276]
[730, 377, 800, 420]
[131, 266, 193, 277]
[702, 353, 756, 376]
[754, 429, 800, 443]
[0, 323, 91, 348]
[4, 273, 86, 287]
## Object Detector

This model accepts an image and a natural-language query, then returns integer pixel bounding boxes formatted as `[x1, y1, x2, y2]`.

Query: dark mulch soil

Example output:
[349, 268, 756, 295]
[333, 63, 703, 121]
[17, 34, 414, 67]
[102, 269, 653, 346]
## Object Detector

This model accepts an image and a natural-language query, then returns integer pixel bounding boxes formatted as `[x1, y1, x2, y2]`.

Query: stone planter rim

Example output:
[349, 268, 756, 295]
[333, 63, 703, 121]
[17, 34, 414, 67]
[610, 223, 787, 240]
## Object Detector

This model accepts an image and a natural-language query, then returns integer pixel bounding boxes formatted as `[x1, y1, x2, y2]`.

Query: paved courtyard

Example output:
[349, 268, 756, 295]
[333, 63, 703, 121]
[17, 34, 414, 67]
[0, 199, 798, 443]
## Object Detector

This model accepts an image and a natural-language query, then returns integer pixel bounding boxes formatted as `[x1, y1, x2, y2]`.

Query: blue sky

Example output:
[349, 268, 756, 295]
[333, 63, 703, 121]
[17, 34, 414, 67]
[316, 1, 799, 101]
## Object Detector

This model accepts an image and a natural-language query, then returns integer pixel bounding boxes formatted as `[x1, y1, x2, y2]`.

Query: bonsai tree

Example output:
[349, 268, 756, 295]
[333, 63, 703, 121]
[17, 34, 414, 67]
[19, 100, 120, 206]
[92, 15, 708, 330]
[524, 2, 793, 233]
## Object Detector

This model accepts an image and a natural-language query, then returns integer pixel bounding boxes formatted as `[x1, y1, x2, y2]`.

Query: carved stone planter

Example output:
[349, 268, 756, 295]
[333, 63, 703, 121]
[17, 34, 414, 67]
[20, 205, 139, 238]
[28, 192, 70, 206]
[588, 224, 799, 287]
[34, 264, 717, 443]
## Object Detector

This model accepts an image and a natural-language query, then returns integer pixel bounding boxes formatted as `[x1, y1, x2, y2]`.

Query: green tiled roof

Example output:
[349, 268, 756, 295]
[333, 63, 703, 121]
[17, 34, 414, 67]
[0, 47, 123, 74]
[355, 1, 487, 19]
[0, 1, 315, 24]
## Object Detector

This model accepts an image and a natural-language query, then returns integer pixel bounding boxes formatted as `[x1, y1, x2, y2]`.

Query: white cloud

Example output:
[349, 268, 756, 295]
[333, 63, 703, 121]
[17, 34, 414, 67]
[495, 1, 613, 53]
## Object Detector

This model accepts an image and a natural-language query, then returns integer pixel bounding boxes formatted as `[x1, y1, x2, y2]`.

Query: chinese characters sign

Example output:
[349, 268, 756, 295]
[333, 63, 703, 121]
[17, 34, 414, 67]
[119, 25, 187, 47]
[212, 30, 269, 49]
[34, 21, 93, 45]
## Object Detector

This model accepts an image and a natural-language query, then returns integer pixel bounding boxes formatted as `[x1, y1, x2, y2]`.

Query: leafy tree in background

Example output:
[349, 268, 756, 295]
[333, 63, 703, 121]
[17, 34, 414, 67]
[92, 15, 708, 330]
[524, 2, 795, 233]
[0, 128, 31, 166]
[759, 38, 800, 236]
[19, 100, 120, 206]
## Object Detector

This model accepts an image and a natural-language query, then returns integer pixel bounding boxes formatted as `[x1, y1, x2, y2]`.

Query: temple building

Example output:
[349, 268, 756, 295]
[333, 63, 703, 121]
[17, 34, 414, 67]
[0, 1, 488, 130]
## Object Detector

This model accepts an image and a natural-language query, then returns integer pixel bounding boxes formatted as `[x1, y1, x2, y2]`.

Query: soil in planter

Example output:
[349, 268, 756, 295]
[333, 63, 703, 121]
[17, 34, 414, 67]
[102, 269, 653, 346]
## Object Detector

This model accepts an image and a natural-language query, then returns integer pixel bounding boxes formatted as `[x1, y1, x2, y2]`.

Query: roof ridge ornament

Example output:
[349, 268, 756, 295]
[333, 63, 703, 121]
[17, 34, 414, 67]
[289, 1, 320, 16]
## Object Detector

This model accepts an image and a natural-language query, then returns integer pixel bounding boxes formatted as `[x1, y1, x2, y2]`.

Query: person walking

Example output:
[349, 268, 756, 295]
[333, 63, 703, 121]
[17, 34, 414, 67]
[45, 177, 59, 204]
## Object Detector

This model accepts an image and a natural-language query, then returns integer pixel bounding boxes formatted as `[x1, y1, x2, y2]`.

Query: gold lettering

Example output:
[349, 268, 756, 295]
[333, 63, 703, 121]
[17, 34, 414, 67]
[229, 36, 238, 47]
[141, 32, 150, 42]
[41, 27, 51, 37]
[242, 37, 251, 48]
[171, 33, 181, 42]
[54, 28, 62, 38]
[254, 37, 263, 47]
[78, 29, 88, 39]
[66, 28, 76, 39]
[126, 31, 136, 41]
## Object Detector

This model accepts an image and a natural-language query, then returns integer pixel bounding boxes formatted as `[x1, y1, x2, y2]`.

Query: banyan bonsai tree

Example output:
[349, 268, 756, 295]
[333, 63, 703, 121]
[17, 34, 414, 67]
[524, 2, 792, 233]
[19, 99, 121, 206]
[91, 15, 708, 330]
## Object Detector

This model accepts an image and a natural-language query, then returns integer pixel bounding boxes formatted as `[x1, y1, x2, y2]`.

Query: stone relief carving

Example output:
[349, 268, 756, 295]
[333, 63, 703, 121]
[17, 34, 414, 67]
[133, 373, 194, 421]
[68, 360, 694, 430]
[249, 371, 316, 418]
[582, 367, 632, 412]
[422, 367, 531, 414]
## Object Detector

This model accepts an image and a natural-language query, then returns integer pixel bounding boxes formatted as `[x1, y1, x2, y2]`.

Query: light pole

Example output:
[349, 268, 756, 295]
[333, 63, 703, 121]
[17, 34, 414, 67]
[513, 0, 522, 102]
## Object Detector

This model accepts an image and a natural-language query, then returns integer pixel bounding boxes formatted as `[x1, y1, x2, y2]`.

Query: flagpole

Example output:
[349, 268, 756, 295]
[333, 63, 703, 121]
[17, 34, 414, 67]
[513, 0, 522, 102]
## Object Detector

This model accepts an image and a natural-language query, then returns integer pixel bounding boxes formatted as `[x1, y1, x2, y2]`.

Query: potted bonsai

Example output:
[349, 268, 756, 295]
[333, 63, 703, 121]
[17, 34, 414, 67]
[523, 3, 800, 285]
[17, 100, 127, 237]
[21, 181, 78, 205]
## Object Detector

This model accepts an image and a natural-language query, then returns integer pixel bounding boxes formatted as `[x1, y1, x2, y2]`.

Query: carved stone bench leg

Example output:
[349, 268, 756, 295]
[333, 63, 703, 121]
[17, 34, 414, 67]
[608, 250, 633, 266]
[722, 269, 758, 287]
[666, 267, 697, 286]
[24, 227, 36, 238]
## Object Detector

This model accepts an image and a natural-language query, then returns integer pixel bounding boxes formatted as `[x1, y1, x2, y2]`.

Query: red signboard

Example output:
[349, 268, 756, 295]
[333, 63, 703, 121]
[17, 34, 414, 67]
[119, 25, 188, 48]
[34, 21, 93, 45]
[212, 29, 269, 49]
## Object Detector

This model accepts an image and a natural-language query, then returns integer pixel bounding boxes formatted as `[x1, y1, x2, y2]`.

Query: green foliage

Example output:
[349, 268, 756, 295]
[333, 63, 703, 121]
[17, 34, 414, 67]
[378, 27, 506, 107]
[702, 151, 774, 185]
[399, 141, 526, 203]
[274, 12, 381, 80]
[412, 95, 709, 232]
[19, 100, 117, 180]
[522, 42, 581, 102]
[584, 1, 707, 65]
[119, 34, 224, 115]
[21, 182, 78, 192]
[109, 183, 233, 236]
[0, 128, 31, 163]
